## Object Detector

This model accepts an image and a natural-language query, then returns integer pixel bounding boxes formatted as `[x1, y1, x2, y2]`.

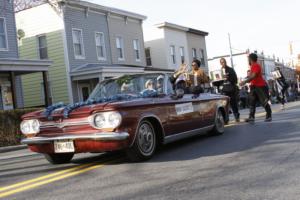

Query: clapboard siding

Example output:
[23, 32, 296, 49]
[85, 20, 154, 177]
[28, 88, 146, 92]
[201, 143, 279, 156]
[0, 0, 18, 58]
[64, 6, 112, 69]
[16, 5, 69, 107]
[20, 31, 69, 107]
[108, 16, 146, 67]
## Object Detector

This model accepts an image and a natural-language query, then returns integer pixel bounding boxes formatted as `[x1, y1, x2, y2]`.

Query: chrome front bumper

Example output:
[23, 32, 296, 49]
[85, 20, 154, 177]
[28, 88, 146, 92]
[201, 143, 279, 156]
[21, 132, 130, 145]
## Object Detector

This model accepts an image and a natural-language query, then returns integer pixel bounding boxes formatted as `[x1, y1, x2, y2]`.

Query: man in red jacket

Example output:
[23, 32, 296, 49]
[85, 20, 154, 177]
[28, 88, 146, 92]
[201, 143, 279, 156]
[240, 53, 272, 123]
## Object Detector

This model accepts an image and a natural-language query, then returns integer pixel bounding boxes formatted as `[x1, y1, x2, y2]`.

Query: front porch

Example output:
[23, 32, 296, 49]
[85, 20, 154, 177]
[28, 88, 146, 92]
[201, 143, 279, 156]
[0, 59, 52, 110]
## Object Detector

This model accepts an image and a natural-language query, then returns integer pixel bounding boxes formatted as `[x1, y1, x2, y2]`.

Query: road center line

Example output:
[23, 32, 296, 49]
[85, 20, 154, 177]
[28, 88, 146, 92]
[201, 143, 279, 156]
[0, 158, 122, 198]
[0, 162, 94, 192]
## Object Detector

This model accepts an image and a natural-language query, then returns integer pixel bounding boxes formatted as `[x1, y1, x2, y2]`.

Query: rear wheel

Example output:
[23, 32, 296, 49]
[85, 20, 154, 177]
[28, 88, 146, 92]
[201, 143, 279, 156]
[44, 153, 74, 164]
[126, 120, 157, 162]
[209, 109, 225, 136]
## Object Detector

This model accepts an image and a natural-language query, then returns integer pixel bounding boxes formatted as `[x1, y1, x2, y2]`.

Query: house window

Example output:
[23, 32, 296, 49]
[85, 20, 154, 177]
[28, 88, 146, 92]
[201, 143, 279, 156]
[200, 48, 205, 66]
[145, 48, 152, 66]
[116, 37, 124, 60]
[72, 29, 85, 59]
[179, 47, 185, 64]
[170, 45, 176, 64]
[133, 39, 140, 61]
[37, 35, 48, 59]
[0, 18, 8, 50]
[192, 48, 197, 59]
[95, 32, 106, 60]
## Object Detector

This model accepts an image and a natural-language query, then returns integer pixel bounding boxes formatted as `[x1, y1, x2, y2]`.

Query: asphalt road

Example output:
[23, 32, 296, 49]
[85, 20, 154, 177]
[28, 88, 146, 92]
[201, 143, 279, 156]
[1, 101, 300, 200]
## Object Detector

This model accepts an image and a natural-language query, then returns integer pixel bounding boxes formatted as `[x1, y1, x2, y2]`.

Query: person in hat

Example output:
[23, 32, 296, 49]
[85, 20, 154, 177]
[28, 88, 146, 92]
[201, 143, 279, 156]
[156, 75, 164, 94]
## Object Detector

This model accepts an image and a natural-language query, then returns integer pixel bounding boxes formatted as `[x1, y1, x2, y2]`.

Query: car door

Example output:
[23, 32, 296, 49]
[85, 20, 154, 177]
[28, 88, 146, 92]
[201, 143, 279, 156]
[190, 93, 216, 128]
[162, 75, 216, 136]
[160, 77, 203, 135]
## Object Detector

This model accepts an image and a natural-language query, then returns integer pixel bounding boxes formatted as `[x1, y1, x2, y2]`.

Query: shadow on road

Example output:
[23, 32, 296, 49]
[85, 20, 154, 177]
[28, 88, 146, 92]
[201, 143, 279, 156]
[149, 109, 300, 163]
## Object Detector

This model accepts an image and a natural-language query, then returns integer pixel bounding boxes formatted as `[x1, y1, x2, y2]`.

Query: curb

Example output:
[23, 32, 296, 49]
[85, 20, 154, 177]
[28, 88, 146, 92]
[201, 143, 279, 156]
[0, 144, 27, 153]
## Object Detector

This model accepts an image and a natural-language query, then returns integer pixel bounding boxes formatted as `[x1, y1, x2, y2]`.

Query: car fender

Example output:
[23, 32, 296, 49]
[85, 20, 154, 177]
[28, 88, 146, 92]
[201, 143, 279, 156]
[129, 113, 165, 147]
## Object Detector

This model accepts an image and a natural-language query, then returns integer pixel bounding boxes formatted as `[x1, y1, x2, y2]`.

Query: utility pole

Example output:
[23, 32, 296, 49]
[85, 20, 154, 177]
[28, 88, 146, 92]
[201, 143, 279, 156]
[289, 41, 295, 69]
[228, 33, 234, 69]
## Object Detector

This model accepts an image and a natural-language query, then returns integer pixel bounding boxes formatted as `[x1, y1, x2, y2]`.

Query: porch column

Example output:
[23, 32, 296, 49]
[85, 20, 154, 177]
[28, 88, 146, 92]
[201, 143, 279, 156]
[42, 71, 52, 106]
[9, 71, 17, 109]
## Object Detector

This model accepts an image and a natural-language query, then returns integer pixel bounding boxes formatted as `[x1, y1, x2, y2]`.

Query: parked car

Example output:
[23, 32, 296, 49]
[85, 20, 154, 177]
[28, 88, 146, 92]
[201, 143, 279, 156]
[20, 73, 229, 164]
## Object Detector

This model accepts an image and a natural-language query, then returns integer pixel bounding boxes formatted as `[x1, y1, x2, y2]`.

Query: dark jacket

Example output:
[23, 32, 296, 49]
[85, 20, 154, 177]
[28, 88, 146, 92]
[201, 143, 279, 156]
[223, 66, 238, 85]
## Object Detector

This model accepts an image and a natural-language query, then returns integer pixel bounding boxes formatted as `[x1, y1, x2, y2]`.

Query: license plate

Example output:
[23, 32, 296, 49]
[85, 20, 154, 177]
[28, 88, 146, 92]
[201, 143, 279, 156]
[54, 140, 75, 153]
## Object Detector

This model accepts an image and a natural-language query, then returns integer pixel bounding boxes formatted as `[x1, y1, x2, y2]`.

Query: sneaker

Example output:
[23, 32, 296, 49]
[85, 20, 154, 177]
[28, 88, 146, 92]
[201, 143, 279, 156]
[245, 117, 255, 123]
[265, 117, 272, 122]
[234, 113, 240, 122]
[281, 104, 285, 110]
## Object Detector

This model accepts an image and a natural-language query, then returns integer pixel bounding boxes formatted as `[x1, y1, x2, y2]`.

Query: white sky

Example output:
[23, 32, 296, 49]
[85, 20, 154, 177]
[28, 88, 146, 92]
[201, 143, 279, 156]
[89, 0, 300, 61]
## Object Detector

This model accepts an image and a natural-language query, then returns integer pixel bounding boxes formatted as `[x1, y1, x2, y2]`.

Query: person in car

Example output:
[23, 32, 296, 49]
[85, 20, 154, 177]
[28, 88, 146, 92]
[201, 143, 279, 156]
[187, 59, 209, 98]
[156, 75, 164, 94]
[144, 79, 156, 91]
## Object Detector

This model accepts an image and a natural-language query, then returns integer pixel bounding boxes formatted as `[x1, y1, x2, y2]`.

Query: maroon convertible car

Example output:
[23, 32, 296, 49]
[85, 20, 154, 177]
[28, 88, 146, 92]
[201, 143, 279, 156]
[20, 73, 229, 164]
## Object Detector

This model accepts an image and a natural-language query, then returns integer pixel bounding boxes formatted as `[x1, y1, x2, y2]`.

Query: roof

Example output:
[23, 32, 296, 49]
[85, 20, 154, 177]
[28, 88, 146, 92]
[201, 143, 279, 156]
[61, 0, 147, 20]
[156, 22, 209, 36]
[71, 63, 145, 73]
[0, 58, 52, 73]
[144, 67, 174, 72]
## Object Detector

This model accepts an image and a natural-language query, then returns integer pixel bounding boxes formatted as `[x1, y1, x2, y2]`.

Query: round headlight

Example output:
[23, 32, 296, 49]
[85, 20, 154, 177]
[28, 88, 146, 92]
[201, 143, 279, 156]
[31, 120, 40, 133]
[90, 112, 122, 129]
[94, 114, 106, 128]
[20, 119, 40, 135]
[108, 112, 122, 128]
[20, 121, 31, 134]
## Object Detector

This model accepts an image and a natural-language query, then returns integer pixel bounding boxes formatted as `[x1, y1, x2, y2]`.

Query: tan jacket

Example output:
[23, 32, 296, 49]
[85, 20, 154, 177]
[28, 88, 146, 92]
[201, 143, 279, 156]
[186, 69, 209, 86]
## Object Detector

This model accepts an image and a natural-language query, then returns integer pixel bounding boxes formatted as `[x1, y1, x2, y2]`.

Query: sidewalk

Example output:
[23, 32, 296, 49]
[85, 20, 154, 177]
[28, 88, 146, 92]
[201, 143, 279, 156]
[0, 144, 27, 153]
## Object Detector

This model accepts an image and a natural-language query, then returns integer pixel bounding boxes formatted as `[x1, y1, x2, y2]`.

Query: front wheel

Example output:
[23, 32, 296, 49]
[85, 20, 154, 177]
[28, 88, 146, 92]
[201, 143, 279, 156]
[44, 153, 74, 164]
[209, 109, 225, 136]
[126, 120, 157, 162]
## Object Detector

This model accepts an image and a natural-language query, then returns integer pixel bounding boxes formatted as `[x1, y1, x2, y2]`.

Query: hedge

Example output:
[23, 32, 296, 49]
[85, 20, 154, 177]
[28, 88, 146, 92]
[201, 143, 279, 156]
[0, 108, 42, 147]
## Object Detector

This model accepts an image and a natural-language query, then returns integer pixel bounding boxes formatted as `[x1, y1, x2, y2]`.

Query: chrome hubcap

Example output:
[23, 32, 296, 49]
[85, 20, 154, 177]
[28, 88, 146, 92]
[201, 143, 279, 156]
[137, 122, 155, 156]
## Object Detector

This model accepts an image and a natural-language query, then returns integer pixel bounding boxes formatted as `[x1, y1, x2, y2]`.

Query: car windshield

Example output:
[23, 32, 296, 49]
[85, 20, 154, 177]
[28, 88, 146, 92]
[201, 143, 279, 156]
[88, 74, 167, 100]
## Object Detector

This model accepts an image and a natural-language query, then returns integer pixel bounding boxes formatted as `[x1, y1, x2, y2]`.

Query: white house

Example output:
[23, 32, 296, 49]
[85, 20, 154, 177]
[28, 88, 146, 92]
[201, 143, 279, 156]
[209, 50, 298, 94]
[208, 52, 250, 82]
[145, 22, 209, 72]
[208, 51, 280, 82]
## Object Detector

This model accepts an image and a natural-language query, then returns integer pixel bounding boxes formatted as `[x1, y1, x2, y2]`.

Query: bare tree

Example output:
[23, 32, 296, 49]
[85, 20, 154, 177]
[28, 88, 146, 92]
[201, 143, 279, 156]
[14, 0, 48, 12]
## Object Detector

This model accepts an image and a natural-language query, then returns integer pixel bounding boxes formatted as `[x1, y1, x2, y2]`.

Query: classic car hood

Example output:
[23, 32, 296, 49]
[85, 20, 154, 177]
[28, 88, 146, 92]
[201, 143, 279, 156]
[22, 102, 109, 120]
[22, 97, 155, 120]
